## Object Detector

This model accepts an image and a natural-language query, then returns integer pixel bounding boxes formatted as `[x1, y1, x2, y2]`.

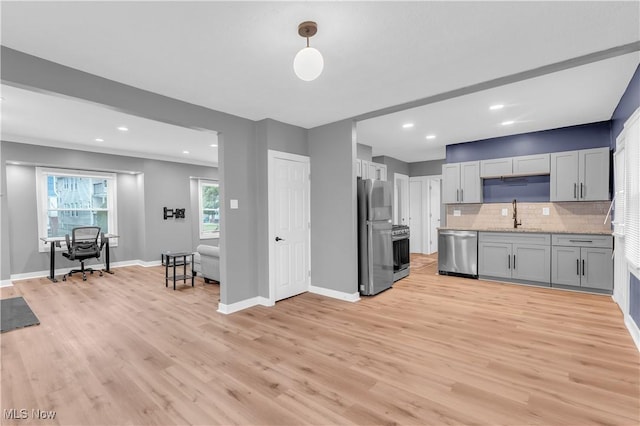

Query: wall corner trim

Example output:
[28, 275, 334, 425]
[217, 296, 271, 315]
[309, 285, 360, 302]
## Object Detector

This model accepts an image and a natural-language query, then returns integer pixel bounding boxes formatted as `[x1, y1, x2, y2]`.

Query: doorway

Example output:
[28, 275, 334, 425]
[409, 175, 441, 254]
[268, 150, 311, 303]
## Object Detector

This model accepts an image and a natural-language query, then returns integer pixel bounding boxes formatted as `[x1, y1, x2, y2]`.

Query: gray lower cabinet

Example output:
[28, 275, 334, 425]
[551, 234, 613, 292]
[478, 232, 551, 285]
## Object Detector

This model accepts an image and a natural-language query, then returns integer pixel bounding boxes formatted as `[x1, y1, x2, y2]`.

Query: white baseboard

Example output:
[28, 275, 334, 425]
[8, 259, 158, 283]
[217, 296, 271, 315]
[624, 314, 640, 352]
[139, 260, 162, 267]
[309, 285, 360, 302]
[0, 279, 14, 288]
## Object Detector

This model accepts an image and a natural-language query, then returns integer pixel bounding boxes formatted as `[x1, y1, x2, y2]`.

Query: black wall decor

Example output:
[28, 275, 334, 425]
[164, 207, 186, 220]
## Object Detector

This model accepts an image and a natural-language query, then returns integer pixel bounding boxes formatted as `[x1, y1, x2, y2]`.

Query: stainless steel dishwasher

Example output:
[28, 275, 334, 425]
[438, 230, 478, 278]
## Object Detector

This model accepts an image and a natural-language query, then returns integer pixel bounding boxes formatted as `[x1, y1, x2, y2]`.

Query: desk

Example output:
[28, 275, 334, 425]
[40, 234, 119, 283]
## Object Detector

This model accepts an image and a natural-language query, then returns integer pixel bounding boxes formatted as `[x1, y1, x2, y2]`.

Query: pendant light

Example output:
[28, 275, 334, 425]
[293, 21, 324, 81]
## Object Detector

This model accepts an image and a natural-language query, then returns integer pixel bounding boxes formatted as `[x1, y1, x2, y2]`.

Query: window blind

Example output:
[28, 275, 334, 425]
[613, 136, 625, 236]
[624, 109, 640, 270]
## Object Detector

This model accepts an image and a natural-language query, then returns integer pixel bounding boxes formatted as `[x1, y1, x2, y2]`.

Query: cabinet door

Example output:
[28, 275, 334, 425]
[551, 246, 581, 287]
[361, 160, 370, 179]
[550, 151, 579, 201]
[369, 163, 379, 180]
[513, 154, 550, 175]
[442, 163, 461, 204]
[479, 242, 512, 279]
[480, 158, 512, 178]
[512, 244, 550, 284]
[460, 161, 481, 203]
[581, 247, 613, 290]
[378, 164, 387, 181]
[579, 147, 610, 201]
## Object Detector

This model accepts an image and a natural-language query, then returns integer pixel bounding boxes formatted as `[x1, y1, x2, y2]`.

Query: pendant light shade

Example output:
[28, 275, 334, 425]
[294, 47, 324, 81]
[294, 21, 323, 81]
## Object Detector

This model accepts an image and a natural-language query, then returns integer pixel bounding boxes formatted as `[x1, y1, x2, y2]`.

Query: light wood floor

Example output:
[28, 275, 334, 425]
[1, 255, 638, 425]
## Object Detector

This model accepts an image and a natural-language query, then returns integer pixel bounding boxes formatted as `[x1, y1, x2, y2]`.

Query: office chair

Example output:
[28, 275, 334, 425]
[62, 226, 105, 281]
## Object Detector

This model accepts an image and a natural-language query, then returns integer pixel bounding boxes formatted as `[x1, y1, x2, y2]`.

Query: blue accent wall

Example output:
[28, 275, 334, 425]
[446, 121, 611, 163]
[483, 176, 550, 203]
[611, 64, 640, 141]
[631, 273, 640, 325]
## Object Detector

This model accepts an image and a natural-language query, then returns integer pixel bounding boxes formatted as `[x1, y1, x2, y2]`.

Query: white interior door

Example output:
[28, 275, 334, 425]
[394, 173, 410, 226]
[268, 151, 310, 303]
[429, 177, 441, 254]
[409, 180, 423, 253]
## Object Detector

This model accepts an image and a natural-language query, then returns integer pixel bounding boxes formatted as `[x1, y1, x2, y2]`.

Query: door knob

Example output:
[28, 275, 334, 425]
[275, 236, 284, 242]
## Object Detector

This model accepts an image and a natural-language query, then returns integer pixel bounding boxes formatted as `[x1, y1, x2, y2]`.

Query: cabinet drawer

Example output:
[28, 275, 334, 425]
[479, 232, 550, 246]
[551, 234, 612, 248]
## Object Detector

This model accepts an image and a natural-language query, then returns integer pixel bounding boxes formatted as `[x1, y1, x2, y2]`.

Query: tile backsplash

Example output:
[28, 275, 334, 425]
[445, 201, 611, 233]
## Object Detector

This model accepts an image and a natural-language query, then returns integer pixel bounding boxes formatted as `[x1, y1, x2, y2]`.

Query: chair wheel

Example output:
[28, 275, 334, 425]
[83, 276, 87, 281]
[62, 277, 67, 281]
[90, 271, 94, 275]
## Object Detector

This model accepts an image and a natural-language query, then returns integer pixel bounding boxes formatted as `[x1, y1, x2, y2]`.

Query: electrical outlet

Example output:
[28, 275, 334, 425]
[542, 207, 550, 216]
[453, 209, 461, 217]
[501, 208, 508, 216]
[230, 199, 239, 209]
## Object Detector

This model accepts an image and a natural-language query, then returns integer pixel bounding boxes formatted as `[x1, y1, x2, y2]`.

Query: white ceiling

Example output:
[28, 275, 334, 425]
[1, 85, 219, 167]
[1, 1, 639, 163]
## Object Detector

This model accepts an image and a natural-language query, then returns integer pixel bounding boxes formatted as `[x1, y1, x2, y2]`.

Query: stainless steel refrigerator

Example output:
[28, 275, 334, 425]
[358, 178, 394, 295]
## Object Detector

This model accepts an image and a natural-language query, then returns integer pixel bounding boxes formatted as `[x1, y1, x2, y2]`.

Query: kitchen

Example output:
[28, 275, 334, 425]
[354, 57, 639, 349]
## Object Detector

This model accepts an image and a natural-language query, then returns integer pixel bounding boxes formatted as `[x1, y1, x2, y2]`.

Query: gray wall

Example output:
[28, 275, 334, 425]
[1, 47, 255, 305]
[255, 119, 308, 298]
[308, 120, 358, 294]
[1, 141, 217, 275]
[373, 155, 410, 178]
[409, 159, 445, 177]
[356, 143, 372, 161]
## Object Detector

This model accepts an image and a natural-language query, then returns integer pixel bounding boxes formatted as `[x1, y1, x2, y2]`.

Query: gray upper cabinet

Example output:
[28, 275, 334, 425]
[480, 158, 512, 178]
[550, 147, 610, 201]
[442, 161, 481, 204]
[579, 148, 609, 201]
[513, 154, 550, 175]
[480, 154, 550, 178]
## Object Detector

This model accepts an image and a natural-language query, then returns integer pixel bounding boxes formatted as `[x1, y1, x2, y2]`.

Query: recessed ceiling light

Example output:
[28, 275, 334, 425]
[95, 138, 104, 142]
[117, 126, 129, 132]
[402, 123, 414, 129]
[183, 150, 190, 154]
[490, 104, 504, 110]
[501, 120, 514, 126]
[210, 144, 217, 147]
[425, 135, 436, 140]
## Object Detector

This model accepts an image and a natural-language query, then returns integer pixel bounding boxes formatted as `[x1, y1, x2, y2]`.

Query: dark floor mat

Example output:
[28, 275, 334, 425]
[1, 297, 40, 333]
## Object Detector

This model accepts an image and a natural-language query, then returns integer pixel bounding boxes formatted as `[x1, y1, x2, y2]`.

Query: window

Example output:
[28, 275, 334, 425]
[36, 167, 117, 251]
[199, 180, 220, 239]
[624, 108, 640, 271]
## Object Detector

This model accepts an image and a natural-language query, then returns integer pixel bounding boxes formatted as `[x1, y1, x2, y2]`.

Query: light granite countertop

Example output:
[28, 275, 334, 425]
[438, 226, 612, 236]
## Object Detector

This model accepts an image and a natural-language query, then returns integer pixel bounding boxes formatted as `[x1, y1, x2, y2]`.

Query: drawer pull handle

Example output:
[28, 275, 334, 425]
[569, 240, 593, 243]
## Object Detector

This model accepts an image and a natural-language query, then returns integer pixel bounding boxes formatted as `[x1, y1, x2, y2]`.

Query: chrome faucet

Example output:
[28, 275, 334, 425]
[513, 199, 522, 228]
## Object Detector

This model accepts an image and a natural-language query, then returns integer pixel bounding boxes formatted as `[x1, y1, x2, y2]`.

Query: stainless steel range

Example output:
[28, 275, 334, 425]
[392, 225, 410, 281]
